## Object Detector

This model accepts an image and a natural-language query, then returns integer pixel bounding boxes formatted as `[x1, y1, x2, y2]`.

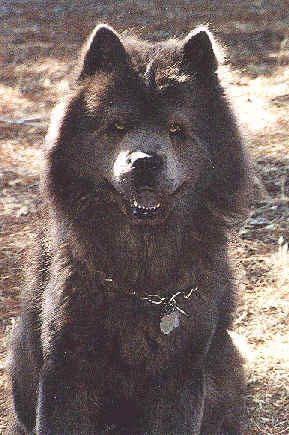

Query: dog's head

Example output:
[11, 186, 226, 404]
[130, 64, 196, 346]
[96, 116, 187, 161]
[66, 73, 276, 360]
[43, 24, 247, 227]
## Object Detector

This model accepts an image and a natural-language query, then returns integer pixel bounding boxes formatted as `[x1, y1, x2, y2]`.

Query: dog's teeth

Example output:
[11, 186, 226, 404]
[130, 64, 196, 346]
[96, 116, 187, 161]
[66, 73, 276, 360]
[131, 199, 162, 218]
[134, 204, 161, 211]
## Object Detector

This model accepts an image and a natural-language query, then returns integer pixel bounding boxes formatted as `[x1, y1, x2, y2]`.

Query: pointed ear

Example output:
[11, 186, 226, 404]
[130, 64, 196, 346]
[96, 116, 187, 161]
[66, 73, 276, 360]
[181, 27, 218, 76]
[78, 24, 128, 80]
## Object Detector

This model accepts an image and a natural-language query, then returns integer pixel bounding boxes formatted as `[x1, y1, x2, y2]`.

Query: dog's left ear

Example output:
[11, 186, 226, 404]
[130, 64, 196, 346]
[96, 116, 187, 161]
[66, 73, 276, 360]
[181, 28, 218, 76]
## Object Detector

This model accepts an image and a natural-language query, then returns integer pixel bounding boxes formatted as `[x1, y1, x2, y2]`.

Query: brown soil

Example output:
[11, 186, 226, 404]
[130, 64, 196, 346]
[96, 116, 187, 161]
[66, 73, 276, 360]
[0, 2, 288, 433]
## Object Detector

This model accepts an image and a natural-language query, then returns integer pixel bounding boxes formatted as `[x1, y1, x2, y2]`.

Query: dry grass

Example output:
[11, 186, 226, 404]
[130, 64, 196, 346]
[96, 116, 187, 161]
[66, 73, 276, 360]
[229, 68, 289, 433]
[233, 240, 289, 434]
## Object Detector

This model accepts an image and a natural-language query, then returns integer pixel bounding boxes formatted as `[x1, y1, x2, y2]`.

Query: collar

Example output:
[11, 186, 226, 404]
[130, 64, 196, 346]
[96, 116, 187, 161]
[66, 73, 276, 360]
[96, 270, 199, 319]
[138, 289, 195, 317]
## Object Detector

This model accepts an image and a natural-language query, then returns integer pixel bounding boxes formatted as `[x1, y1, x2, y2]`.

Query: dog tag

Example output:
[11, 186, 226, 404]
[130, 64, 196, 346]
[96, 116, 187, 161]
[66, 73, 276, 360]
[160, 311, 180, 335]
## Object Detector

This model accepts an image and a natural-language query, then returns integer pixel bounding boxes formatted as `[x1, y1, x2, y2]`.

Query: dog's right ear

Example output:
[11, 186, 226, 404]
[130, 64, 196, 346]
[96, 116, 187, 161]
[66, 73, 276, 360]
[181, 27, 218, 77]
[77, 24, 128, 80]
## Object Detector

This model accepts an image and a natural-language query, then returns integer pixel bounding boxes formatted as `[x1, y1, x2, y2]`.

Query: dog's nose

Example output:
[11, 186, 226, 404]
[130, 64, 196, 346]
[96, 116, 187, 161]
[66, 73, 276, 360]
[129, 151, 163, 187]
[129, 151, 163, 172]
[113, 151, 163, 185]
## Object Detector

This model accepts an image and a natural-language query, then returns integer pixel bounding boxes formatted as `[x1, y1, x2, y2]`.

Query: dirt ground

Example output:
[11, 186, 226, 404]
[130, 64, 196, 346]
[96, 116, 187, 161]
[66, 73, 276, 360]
[0, 1, 288, 433]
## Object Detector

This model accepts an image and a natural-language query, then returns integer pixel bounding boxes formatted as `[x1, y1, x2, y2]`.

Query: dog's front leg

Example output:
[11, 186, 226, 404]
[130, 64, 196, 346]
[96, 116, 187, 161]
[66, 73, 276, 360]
[35, 358, 101, 434]
[144, 367, 206, 435]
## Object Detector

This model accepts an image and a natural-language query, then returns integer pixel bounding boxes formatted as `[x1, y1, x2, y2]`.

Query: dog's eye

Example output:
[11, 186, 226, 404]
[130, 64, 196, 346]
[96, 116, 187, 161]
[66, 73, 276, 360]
[113, 122, 126, 132]
[168, 122, 182, 135]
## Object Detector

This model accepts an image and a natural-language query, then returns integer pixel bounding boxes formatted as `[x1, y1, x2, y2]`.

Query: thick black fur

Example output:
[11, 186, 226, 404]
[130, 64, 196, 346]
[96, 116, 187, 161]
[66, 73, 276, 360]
[9, 24, 248, 434]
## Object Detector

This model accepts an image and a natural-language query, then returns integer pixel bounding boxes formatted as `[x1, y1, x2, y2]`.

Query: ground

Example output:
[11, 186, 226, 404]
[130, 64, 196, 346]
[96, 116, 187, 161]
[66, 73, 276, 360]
[0, 2, 288, 433]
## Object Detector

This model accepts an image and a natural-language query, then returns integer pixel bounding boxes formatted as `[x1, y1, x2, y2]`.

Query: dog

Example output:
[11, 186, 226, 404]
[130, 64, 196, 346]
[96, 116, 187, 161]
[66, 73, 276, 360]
[9, 24, 248, 434]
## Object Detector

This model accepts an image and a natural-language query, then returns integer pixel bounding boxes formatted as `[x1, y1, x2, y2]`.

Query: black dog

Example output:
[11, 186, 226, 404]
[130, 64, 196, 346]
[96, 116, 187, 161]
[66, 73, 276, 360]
[9, 24, 248, 434]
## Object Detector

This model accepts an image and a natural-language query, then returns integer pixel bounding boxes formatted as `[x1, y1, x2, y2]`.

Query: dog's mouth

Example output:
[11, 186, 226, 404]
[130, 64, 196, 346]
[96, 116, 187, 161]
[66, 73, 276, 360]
[106, 181, 185, 225]
[129, 189, 164, 221]
[110, 187, 173, 225]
